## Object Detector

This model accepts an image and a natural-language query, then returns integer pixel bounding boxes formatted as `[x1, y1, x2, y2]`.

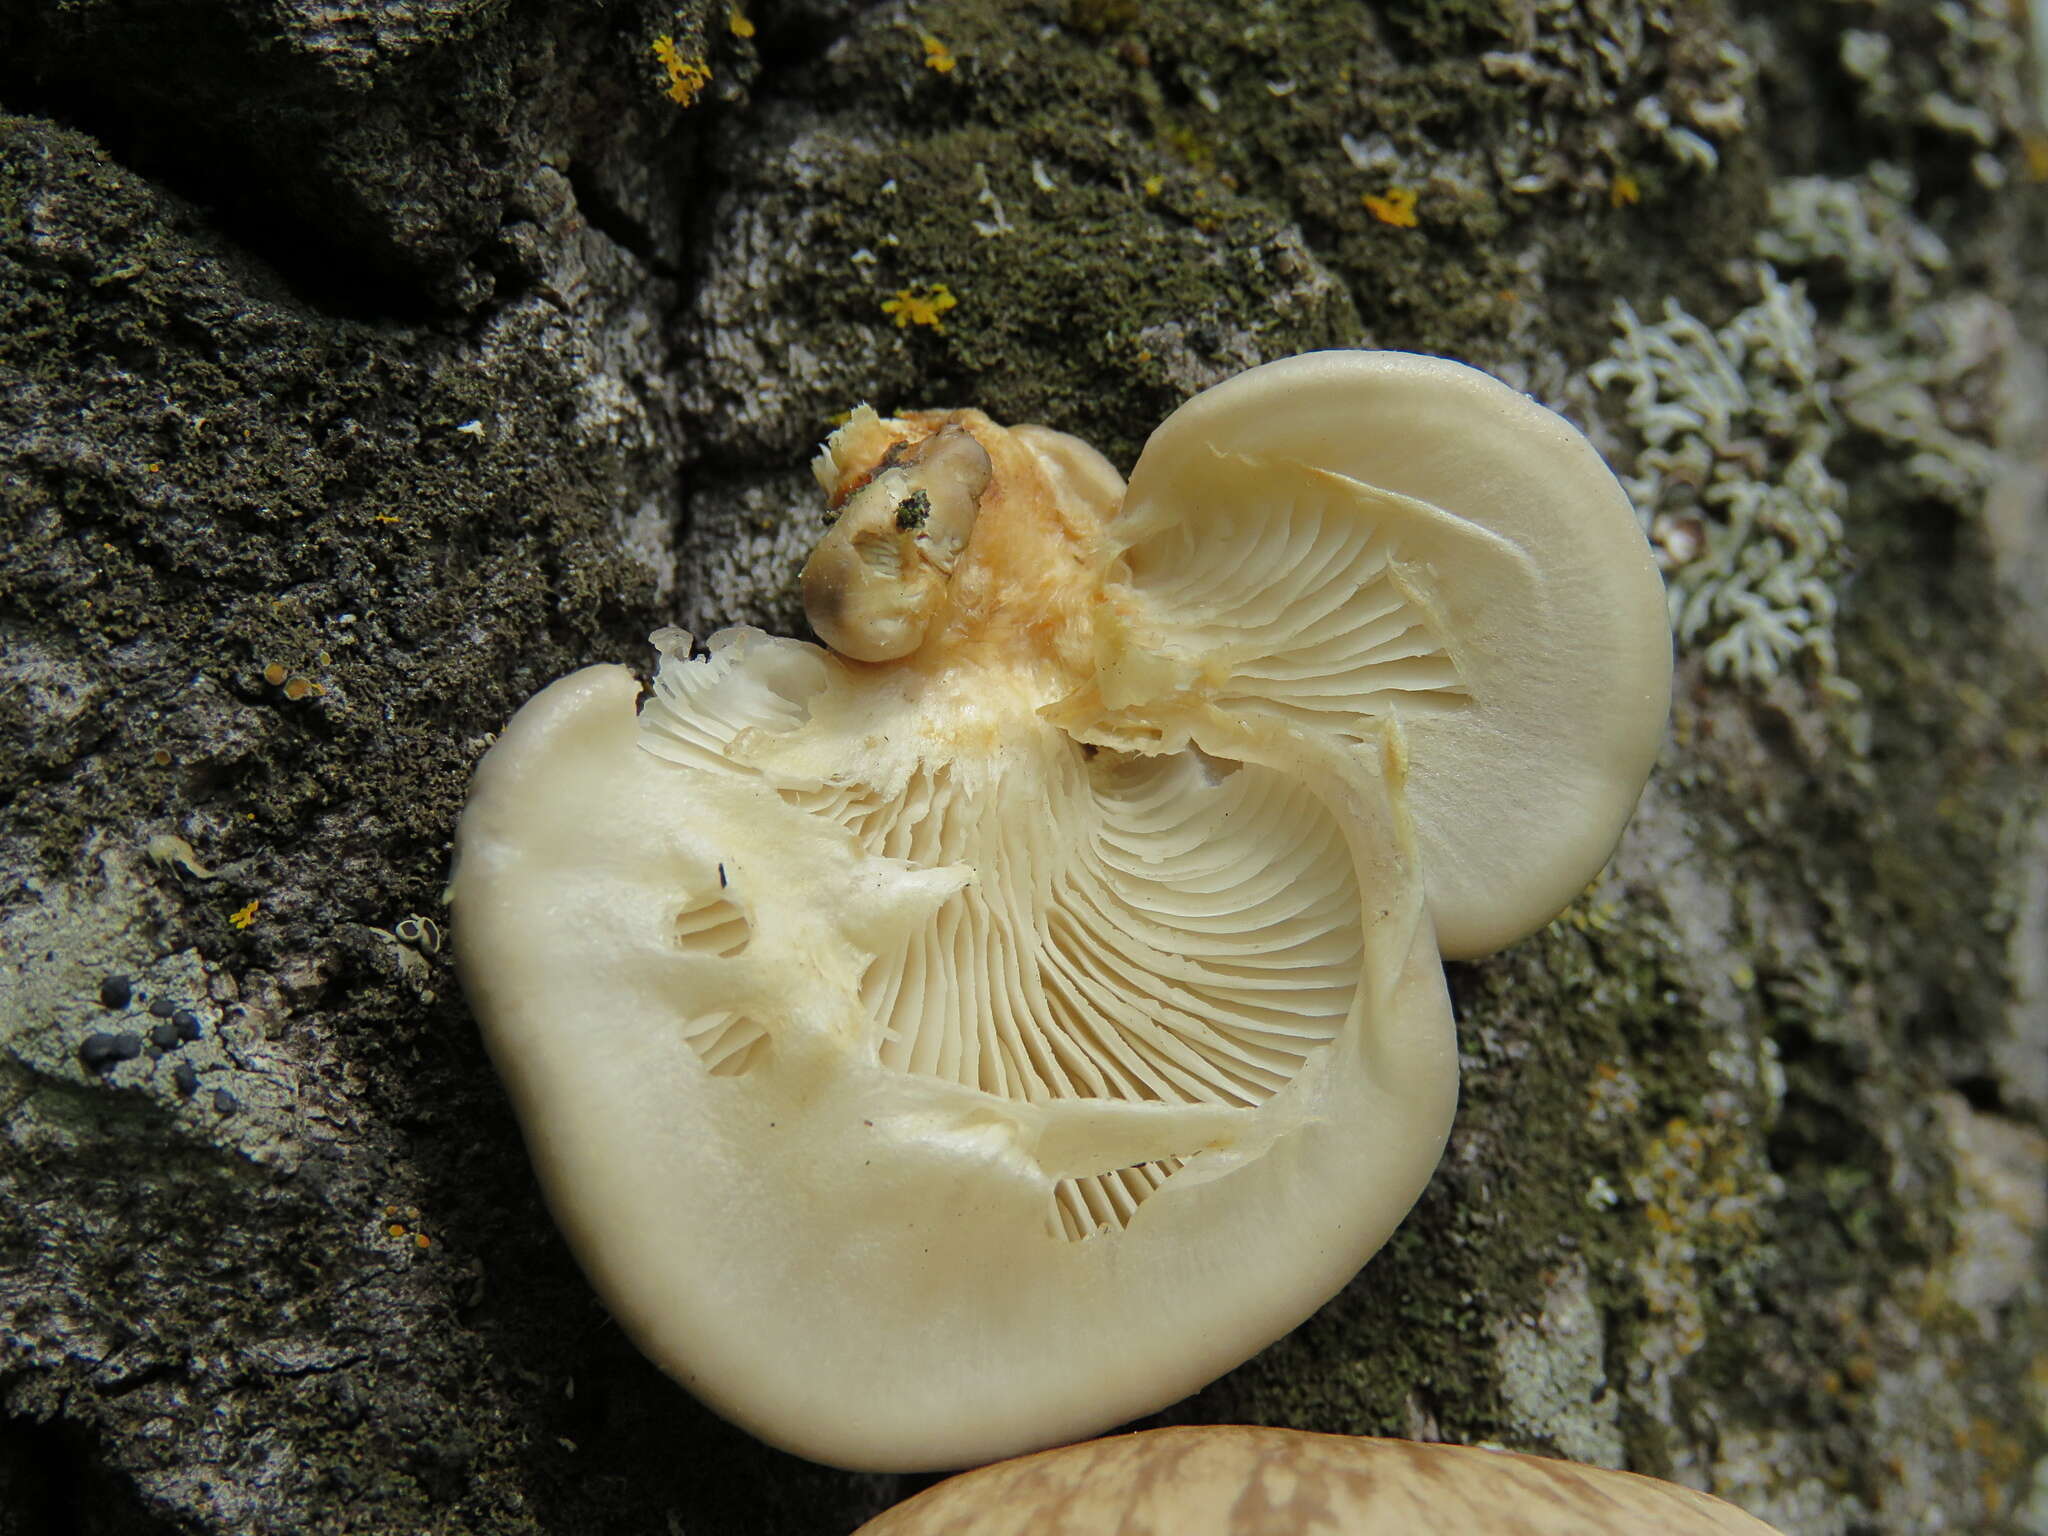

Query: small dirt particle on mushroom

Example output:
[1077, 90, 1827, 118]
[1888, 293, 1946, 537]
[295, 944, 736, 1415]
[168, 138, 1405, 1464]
[149, 1022, 181, 1050]
[79, 1032, 143, 1071]
[172, 1061, 200, 1096]
[174, 1010, 202, 1041]
[98, 974, 133, 1008]
[212, 1088, 239, 1115]
[149, 997, 177, 1019]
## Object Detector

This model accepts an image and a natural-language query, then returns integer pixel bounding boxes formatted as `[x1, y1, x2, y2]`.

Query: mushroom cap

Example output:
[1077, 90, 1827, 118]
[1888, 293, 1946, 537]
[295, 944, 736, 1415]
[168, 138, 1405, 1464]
[851, 1426, 1788, 1535]
[452, 409, 1459, 1471]
[1063, 352, 1670, 959]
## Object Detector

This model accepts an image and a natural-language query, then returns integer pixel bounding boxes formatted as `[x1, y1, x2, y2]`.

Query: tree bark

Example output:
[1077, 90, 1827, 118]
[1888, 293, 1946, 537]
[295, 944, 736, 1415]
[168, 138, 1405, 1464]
[1, 1, 2043, 1532]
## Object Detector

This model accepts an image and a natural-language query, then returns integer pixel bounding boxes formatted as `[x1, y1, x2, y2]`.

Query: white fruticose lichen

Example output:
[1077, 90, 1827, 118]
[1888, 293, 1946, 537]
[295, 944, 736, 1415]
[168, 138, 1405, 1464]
[1479, 0, 1752, 201]
[1762, 168, 2005, 513]
[1593, 160, 2010, 693]
[1590, 271, 1847, 687]
[1834, 0, 2032, 188]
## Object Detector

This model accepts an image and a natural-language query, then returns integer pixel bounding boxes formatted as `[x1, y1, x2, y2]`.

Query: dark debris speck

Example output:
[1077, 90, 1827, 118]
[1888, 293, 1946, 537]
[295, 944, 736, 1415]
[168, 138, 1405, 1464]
[149, 1022, 181, 1050]
[893, 489, 931, 531]
[174, 1010, 202, 1041]
[212, 1088, 239, 1116]
[79, 1032, 143, 1071]
[98, 974, 133, 1009]
[148, 997, 178, 1019]
[173, 1061, 200, 1096]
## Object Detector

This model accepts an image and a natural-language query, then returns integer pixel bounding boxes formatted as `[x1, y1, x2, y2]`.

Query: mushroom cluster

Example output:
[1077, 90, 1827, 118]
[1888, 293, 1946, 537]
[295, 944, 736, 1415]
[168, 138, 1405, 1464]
[451, 352, 1671, 1471]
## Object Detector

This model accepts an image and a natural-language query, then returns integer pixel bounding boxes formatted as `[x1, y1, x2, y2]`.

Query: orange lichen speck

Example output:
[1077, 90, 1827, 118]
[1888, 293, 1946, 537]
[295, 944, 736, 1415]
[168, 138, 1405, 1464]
[652, 35, 712, 106]
[883, 285, 958, 331]
[1363, 187, 1419, 228]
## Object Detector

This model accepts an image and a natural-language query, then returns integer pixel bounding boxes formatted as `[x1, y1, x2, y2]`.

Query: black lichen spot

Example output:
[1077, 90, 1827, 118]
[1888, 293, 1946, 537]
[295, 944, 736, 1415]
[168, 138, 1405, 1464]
[893, 490, 930, 531]
[173, 1061, 201, 1097]
[149, 997, 178, 1019]
[98, 974, 133, 1008]
[174, 1010, 202, 1042]
[212, 1087, 239, 1116]
[79, 1032, 143, 1071]
[149, 1022, 182, 1050]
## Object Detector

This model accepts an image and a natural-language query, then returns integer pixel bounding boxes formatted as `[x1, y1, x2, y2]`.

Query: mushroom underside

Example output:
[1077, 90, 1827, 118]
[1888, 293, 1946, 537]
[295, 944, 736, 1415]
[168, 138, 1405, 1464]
[638, 627, 1375, 1239]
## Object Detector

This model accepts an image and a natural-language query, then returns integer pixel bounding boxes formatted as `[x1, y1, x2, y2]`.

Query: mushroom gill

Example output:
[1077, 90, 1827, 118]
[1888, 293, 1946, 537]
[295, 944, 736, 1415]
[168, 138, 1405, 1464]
[643, 407, 1374, 1239]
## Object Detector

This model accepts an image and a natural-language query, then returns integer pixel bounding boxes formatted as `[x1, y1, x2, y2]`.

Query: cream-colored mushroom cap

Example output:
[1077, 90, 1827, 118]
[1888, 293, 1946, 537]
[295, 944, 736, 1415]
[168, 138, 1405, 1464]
[851, 1426, 1788, 1535]
[453, 400, 1460, 1472]
[1055, 352, 1671, 959]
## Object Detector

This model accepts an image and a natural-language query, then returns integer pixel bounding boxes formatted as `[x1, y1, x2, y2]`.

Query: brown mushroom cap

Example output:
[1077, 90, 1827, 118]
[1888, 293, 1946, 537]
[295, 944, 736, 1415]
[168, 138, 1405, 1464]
[851, 1426, 1787, 1536]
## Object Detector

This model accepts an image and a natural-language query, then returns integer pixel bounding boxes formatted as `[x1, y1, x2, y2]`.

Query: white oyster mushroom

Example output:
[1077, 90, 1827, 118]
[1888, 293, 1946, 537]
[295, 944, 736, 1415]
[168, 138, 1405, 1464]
[450, 352, 1667, 1473]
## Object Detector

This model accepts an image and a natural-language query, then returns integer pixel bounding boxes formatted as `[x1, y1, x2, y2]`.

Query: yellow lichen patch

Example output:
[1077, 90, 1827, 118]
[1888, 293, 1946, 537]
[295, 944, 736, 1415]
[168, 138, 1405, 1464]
[882, 284, 958, 331]
[1560, 885, 1619, 932]
[1363, 186, 1419, 228]
[1956, 1416, 2025, 1514]
[2023, 131, 2048, 182]
[1610, 173, 1641, 208]
[727, 6, 755, 38]
[1141, 173, 1165, 197]
[652, 35, 712, 106]
[1582, 1062, 1642, 1127]
[229, 899, 260, 930]
[919, 32, 956, 72]
[1625, 1115, 1775, 1369]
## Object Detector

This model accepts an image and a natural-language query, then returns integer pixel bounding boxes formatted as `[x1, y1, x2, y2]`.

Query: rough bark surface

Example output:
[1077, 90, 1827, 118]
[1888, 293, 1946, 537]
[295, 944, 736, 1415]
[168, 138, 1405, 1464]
[1, 1, 2044, 1533]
